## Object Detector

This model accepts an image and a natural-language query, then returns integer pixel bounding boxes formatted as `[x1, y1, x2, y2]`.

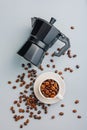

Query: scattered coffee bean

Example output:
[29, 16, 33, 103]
[13, 100, 18, 104]
[58, 71, 62, 75]
[20, 124, 23, 128]
[59, 112, 64, 116]
[12, 86, 17, 89]
[55, 70, 58, 73]
[70, 26, 75, 30]
[72, 109, 77, 113]
[8, 81, 12, 84]
[21, 63, 25, 67]
[70, 69, 73, 73]
[57, 48, 61, 51]
[47, 64, 50, 68]
[37, 110, 41, 114]
[77, 115, 81, 119]
[74, 100, 79, 104]
[50, 59, 54, 62]
[24, 67, 28, 70]
[51, 115, 55, 119]
[17, 103, 20, 107]
[73, 54, 77, 58]
[51, 52, 55, 57]
[45, 52, 49, 55]
[39, 65, 44, 71]
[76, 65, 80, 69]
[52, 65, 55, 68]
[60, 104, 65, 107]
[61, 76, 64, 79]
[15, 79, 19, 83]
[27, 63, 31, 68]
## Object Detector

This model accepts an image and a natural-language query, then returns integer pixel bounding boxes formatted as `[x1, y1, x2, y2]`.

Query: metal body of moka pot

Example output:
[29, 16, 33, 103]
[18, 17, 70, 67]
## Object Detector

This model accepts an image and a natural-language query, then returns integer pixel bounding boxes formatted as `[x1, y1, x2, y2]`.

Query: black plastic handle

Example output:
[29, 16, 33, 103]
[54, 32, 70, 56]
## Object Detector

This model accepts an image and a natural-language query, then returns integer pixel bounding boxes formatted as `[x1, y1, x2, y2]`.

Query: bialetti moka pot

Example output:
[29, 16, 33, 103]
[18, 17, 70, 66]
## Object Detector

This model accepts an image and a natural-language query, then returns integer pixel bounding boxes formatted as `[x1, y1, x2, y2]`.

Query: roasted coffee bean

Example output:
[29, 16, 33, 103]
[21, 63, 25, 67]
[10, 106, 14, 111]
[77, 115, 81, 119]
[46, 64, 50, 68]
[24, 122, 27, 126]
[70, 26, 75, 29]
[55, 70, 58, 73]
[27, 63, 31, 68]
[8, 81, 12, 84]
[24, 67, 28, 70]
[21, 116, 24, 119]
[52, 65, 55, 68]
[45, 52, 49, 55]
[20, 92, 23, 95]
[17, 75, 20, 78]
[60, 104, 65, 107]
[17, 103, 20, 107]
[12, 86, 17, 89]
[37, 110, 41, 114]
[76, 65, 80, 69]
[20, 124, 23, 128]
[58, 71, 62, 75]
[13, 100, 18, 104]
[12, 110, 15, 114]
[26, 119, 29, 123]
[39, 65, 44, 71]
[51, 52, 55, 57]
[57, 48, 61, 51]
[69, 69, 73, 72]
[64, 68, 68, 71]
[74, 100, 79, 104]
[73, 54, 77, 58]
[15, 79, 19, 83]
[50, 59, 54, 62]
[51, 115, 55, 119]
[72, 109, 77, 113]
[59, 112, 64, 116]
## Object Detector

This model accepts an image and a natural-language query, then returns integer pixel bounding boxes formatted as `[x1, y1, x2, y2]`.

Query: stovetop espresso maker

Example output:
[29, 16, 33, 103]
[18, 17, 70, 66]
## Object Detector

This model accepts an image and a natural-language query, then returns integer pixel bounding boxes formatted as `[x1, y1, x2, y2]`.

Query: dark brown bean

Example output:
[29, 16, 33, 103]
[21, 63, 25, 67]
[77, 115, 81, 119]
[74, 100, 79, 104]
[37, 110, 41, 114]
[8, 81, 12, 84]
[51, 115, 55, 119]
[46, 64, 50, 68]
[60, 104, 65, 107]
[13, 100, 18, 104]
[45, 52, 49, 55]
[72, 109, 77, 113]
[58, 71, 62, 75]
[50, 59, 54, 62]
[51, 52, 55, 57]
[76, 65, 80, 69]
[15, 79, 19, 83]
[59, 112, 64, 116]
[52, 65, 55, 68]
[73, 54, 77, 58]
[12, 86, 17, 89]
[70, 26, 75, 30]
[20, 124, 23, 128]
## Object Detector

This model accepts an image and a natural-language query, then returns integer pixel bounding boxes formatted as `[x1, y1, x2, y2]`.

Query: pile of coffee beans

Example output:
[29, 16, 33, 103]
[40, 79, 59, 98]
[8, 46, 81, 128]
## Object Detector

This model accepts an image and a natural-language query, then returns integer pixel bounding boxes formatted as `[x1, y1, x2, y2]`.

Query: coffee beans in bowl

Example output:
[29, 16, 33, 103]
[40, 79, 59, 98]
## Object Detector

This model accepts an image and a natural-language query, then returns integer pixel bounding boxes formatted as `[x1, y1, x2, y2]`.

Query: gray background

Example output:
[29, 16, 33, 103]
[0, 0, 87, 130]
